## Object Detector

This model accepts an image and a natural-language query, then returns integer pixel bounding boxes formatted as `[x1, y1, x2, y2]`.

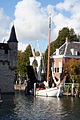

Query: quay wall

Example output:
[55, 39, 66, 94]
[0, 62, 15, 93]
[14, 84, 26, 91]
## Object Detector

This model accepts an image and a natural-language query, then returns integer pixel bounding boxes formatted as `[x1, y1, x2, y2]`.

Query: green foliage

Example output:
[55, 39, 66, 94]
[64, 58, 80, 82]
[35, 51, 40, 56]
[43, 48, 48, 70]
[17, 45, 32, 77]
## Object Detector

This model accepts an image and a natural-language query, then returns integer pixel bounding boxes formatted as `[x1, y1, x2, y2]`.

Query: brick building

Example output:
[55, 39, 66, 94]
[50, 38, 80, 85]
[0, 25, 18, 93]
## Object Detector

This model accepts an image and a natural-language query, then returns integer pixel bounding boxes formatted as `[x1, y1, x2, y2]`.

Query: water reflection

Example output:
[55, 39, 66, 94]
[0, 91, 80, 120]
[0, 94, 17, 119]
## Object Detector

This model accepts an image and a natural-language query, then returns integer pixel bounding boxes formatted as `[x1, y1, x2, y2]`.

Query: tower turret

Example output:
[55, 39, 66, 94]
[8, 25, 18, 69]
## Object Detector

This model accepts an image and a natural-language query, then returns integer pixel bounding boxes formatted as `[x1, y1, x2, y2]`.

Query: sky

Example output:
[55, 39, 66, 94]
[0, 0, 80, 52]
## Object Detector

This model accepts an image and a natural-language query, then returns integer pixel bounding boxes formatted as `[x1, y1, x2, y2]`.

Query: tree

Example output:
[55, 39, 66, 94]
[35, 51, 40, 56]
[17, 45, 32, 78]
[64, 58, 80, 83]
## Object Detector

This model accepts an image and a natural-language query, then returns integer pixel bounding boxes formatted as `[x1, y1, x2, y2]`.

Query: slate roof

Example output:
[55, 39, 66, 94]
[51, 41, 80, 57]
[8, 25, 18, 42]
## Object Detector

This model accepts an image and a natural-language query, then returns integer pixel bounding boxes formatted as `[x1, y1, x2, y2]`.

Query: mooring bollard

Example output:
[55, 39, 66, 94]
[34, 83, 36, 96]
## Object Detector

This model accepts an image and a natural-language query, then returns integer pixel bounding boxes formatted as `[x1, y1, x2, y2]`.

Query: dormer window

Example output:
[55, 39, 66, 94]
[70, 49, 77, 55]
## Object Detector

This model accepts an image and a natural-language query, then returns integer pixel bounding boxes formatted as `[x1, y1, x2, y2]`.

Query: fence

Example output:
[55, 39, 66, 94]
[62, 83, 80, 96]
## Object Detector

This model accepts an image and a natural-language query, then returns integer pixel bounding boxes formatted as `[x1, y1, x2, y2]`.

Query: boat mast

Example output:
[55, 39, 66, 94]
[47, 14, 51, 84]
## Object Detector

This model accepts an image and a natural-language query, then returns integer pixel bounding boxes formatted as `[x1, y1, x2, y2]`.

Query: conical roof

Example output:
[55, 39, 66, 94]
[8, 25, 18, 42]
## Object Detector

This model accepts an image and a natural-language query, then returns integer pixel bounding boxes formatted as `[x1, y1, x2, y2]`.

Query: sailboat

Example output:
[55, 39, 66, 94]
[35, 15, 63, 97]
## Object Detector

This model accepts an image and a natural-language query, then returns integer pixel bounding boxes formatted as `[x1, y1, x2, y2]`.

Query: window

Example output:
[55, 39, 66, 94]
[70, 49, 77, 55]
[3, 61, 5, 65]
[59, 61, 62, 73]
[5, 49, 8, 54]
[57, 68, 59, 72]
[52, 62, 56, 73]
[55, 68, 56, 73]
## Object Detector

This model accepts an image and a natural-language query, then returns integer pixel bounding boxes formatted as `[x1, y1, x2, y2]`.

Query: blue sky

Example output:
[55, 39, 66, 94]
[0, 0, 80, 52]
[0, 0, 63, 17]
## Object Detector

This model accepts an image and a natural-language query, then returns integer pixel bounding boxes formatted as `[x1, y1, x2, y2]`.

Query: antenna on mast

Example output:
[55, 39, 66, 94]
[49, 12, 51, 29]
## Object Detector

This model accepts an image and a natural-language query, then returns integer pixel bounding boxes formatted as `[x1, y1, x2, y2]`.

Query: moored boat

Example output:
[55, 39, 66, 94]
[35, 15, 63, 97]
[36, 86, 63, 97]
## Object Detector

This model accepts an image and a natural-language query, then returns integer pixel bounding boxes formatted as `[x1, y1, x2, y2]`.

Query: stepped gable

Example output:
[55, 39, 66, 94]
[8, 25, 18, 42]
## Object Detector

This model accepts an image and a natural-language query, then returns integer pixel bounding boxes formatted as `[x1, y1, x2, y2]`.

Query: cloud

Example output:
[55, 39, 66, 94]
[18, 42, 27, 52]
[0, 8, 10, 42]
[14, 0, 80, 44]
[1, 0, 80, 52]
[55, 0, 80, 36]
[14, 0, 49, 41]
[56, 0, 78, 11]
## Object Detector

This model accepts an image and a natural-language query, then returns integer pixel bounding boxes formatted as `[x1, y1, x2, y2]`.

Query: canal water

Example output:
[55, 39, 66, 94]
[0, 91, 80, 120]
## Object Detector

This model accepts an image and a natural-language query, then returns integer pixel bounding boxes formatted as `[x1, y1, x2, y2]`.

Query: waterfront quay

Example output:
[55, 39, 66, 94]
[14, 82, 80, 97]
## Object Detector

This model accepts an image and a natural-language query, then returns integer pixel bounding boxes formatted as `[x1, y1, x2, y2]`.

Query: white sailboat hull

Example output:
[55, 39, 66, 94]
[36, 87, 63, 97]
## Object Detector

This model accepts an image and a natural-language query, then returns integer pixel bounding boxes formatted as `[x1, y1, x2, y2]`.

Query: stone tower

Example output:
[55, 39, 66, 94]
[8, 25, 18, 69]
[0, 25, 18, 93]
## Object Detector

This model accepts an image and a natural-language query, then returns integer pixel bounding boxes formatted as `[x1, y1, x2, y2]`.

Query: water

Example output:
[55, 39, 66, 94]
[0, 91, 80, 120]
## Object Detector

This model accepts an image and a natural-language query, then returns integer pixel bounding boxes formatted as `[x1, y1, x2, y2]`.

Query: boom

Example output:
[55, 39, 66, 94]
[37, 40, 45, 73]
[30, 42, 35, 58]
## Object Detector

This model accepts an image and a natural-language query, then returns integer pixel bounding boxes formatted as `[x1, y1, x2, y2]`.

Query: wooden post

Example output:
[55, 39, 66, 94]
[34, 83, 36, 96]
[72, 83, 74, 96]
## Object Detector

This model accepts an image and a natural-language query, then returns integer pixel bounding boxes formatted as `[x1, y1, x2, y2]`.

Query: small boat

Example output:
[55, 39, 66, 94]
[35, 76, 66, 97]
[35, 15, 63, 97]
[36, 86, 63, 97]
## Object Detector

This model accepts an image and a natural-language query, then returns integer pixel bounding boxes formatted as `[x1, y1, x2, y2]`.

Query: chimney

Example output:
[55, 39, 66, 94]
[56, 49, 59, 55]
[66, 37, 69, 42]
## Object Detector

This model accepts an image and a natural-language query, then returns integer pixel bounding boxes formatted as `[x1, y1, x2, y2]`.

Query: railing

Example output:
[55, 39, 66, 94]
[63, 83, 80, 96]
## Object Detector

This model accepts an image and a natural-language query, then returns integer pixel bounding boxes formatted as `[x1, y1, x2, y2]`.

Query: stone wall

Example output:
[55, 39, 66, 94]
[0, 49, 8, 61]
[8, 42, 18, 69]
[0, 62, 15, 93]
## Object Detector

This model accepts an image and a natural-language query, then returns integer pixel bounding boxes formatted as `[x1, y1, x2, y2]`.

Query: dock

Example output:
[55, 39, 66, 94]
[63, 92, 71, 96]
